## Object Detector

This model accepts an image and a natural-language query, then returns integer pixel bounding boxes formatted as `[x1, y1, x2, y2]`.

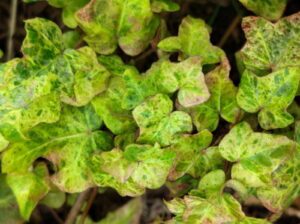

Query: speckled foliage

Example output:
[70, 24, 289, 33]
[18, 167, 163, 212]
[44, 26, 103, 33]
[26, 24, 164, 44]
[239, 0, 288, 21]
[1, 0, 300, 223]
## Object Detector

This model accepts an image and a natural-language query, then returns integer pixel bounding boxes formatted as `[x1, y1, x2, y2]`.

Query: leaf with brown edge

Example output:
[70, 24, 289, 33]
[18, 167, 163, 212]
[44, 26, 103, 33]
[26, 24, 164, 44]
[183, 58, 242, 132]
[237, 13, 300, 76]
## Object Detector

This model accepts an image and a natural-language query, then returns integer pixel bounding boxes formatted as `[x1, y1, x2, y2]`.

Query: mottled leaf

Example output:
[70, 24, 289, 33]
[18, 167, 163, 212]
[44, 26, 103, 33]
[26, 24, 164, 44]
[60, 47, 111, 107]
[92, 76, 137, 135]
[2, 104, 113, 193]
[239, 0, 287, 21]
[0, 18, 110, 140]
[158, 16, 224, 64]
[99, 198, 143, 224]
[0, 175, 22, 224]
[49, 0, 90, 28]
[0, 59, 61, 141]
[166, 170, 269, 223]
[62, 31, 81, 49]
[133, 94, 193, 146]
[7, 164, 50, 220]
[237, 13, 300, 76]
[151, 0, 179, 13]
[92, 144, 175, 196]
[219, 122, 300, 212]
[123, 57, 210, 109]
[237, 69, 300, 129]
[185, 59, 241, 131]
[76, 0, 160, 56]
[166, 130, 213, 181]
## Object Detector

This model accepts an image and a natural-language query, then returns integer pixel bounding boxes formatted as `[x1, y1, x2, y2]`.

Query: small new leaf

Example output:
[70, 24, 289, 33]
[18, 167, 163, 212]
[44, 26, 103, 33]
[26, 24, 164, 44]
[185, 59, 241, 131]
[133, 94, 193, 146]
[166, 170, 270, 223]
[158, 16, 224, 64]
[92, 144, 175, 196]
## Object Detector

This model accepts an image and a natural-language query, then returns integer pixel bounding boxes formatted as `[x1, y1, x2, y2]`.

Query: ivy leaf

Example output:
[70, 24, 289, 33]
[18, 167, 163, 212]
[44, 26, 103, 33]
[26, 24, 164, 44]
[158, 16, 224, 64]
[166, 130, 213, 181]
[6, 164, 50, 220]
[0, 18, 111, 140]
[237, 13, 300, 76]
[0, 175, 22, 224]
[2, 104, 113, 193]
[166, 170, 270, 223]
[62, 31, 81, 49]
[219, 122, 300, 212]
[239, 0, 288, 21]
[237, 68, 300, 129]
[92, 55, 137, 135]
[99, 198, 143, 224]
[92, 144, 175, 196]
[0, 59, 62, 141]
[75, 0, 160, 56]
[49, 0, 90, 28]
[185, 59, 242, 132]
[133, 94, 193, 146]
[123, 57, 210, 109]
[151, 0, 180, 13]
[60, 47, 111, 107]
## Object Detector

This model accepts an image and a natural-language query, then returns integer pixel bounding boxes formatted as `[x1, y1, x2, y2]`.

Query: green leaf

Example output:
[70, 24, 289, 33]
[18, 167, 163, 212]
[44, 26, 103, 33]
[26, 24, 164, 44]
[75, 0, 160, 56]
[166, 130, 213, 181]
[7, 164, 50, 220]
[0, 175, 22, 224]
[237, 68, 300, 129]
[219, 122, 300, 212]
[166, 170, 270, 223]
[22, 18, 64, 65]
[133, 94, 193, 146]
[92, 76, 137, 135]
[92, 144, 175, 196]
[62, 31, 81, 49]
[239, 0, 288, 21]
[123, 57, 210, 109]
[60, 47, 111, 107]
[2, 104, 113, 193]
[237, 13, 300, 76]
[0, 59, 62, 141]
[151, 0, 180, 13]
[40, 190, 66, 209]
[185, 59, 242, 131]
[49, 0, 90, 28]
[0, 49, 3, 59]
[99, 198, 143, 224]
[158, 16, 224, 64]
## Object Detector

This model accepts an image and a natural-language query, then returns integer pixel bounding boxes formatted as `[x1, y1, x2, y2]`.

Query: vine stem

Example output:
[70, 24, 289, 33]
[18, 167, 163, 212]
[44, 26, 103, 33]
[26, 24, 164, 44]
[79, 187, 98, 224]
[6, 0, 18, 60]
[64, 189, 91, 224]
[217, 15, 241, 48]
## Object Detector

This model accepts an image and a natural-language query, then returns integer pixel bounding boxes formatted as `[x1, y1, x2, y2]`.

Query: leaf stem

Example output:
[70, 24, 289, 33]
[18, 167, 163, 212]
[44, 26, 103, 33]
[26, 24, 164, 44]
[6, 0, 18, 60]
[64, 189, 90, 224]
[79, 187, 98, 224]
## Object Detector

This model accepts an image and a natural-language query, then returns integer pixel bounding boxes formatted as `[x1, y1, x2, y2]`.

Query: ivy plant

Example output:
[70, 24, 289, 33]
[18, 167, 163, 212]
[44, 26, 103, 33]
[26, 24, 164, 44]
[1, 0, 300, 223]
